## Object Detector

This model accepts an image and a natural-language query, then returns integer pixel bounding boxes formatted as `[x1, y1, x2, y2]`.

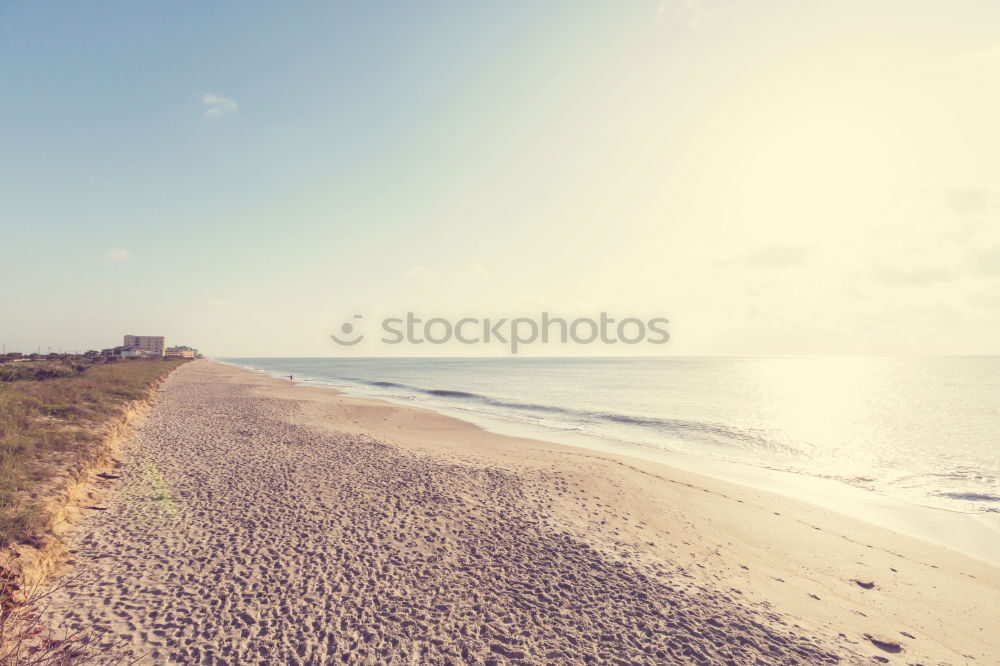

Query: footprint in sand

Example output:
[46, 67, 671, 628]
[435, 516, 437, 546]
[863, 633, 903, 653]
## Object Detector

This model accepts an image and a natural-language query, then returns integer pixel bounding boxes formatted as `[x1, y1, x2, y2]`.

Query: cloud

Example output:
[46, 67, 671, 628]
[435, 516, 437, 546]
[944, 186, 995, 217]
[201, 92, 238, 118]
[518, 294, 554, 310]
[403, 262, 487, 283]
[465, 261, 487, 276]
[104, 248, 132, 261]
[449, 261, 488, 281]
[973, 246, 1000, 277]
[729, 244, 810, 268]
[953, 42, 1000, 64]
[870, 262, 958, 286]
[656, 0, 705, 27]
[195, 298, 258, 313]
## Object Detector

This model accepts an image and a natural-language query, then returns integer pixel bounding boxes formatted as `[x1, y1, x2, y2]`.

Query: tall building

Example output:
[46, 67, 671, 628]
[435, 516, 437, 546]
[123, 335, 165, 357]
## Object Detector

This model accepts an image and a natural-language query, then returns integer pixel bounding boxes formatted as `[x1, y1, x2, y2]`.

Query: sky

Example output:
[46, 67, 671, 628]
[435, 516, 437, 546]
[2, 0, 1000, 357]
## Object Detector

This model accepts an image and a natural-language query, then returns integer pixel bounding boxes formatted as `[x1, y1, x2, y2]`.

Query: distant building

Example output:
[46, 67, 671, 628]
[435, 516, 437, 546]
[123, 335, 165, 357]
[165, 346, 197, 359]
[121, 349, 158, 359]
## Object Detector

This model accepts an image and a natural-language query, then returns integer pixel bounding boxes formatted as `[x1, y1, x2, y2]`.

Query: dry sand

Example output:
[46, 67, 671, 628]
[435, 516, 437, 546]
[42, 360, 1000, 664]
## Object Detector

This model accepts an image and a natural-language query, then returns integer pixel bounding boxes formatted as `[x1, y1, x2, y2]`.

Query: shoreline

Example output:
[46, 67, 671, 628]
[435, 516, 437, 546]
[43, 360, 1000, 664]
[224, 359, 1000, 568]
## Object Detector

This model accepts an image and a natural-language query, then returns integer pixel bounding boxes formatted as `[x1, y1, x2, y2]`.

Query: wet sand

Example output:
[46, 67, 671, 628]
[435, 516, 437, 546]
[43, 360, 1000, 664]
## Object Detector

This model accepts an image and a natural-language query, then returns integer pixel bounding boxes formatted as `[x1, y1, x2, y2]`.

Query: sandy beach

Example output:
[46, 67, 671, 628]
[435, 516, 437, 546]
[41, 360, 1000, 664]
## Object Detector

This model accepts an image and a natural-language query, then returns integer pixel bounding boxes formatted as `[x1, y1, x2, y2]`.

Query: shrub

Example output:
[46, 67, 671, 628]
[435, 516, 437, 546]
[0, 359, 187, 547]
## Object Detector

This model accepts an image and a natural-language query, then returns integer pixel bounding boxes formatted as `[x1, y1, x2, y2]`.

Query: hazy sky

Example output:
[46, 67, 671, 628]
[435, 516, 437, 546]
[3, 1, 1000, 357]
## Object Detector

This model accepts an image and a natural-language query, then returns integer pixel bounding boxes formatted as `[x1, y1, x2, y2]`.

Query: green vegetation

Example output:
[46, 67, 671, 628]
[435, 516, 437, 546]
[0, 358, 187, 546]
[138, 462, 178, 522]
[0, 362, 90, 383]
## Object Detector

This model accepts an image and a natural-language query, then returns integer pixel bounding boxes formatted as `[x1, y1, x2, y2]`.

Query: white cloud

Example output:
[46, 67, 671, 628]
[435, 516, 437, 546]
[105, 248, 132, 261]
[869, 263, 959, 287]
[518, 294, 553, 310]
[942, 185, 997, 217]
[973, 246, 1000, 278]
[953, 42, 1000, 64]
[728, 244, 811, 268]
[449, 261, 488, 281]
[406, 262, 487, 282]
[465, 261, 487, 276]
[201, 92, 238, 118]
[656, 0, 705, 27]
[195, 298, 258, 313]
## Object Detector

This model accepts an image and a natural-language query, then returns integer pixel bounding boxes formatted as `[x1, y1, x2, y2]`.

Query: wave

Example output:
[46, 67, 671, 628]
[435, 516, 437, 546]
[344, 377, 798, 456]
[425, 389, 482, 399]
[367, 380, 409, 389]
[936, 491, 1000, 503]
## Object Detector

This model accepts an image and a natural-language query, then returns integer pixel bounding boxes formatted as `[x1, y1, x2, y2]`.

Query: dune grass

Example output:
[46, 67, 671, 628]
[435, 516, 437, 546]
[0, 359, 187, 547]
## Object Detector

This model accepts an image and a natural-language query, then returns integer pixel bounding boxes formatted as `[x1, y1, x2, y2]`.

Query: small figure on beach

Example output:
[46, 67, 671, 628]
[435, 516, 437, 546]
[289, 375, 293, 381]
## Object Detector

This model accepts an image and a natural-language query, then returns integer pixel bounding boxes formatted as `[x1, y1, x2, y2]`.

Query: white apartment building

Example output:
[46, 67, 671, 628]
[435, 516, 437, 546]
[121, 349, 159, 359]
[123, 335, 166, 357]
